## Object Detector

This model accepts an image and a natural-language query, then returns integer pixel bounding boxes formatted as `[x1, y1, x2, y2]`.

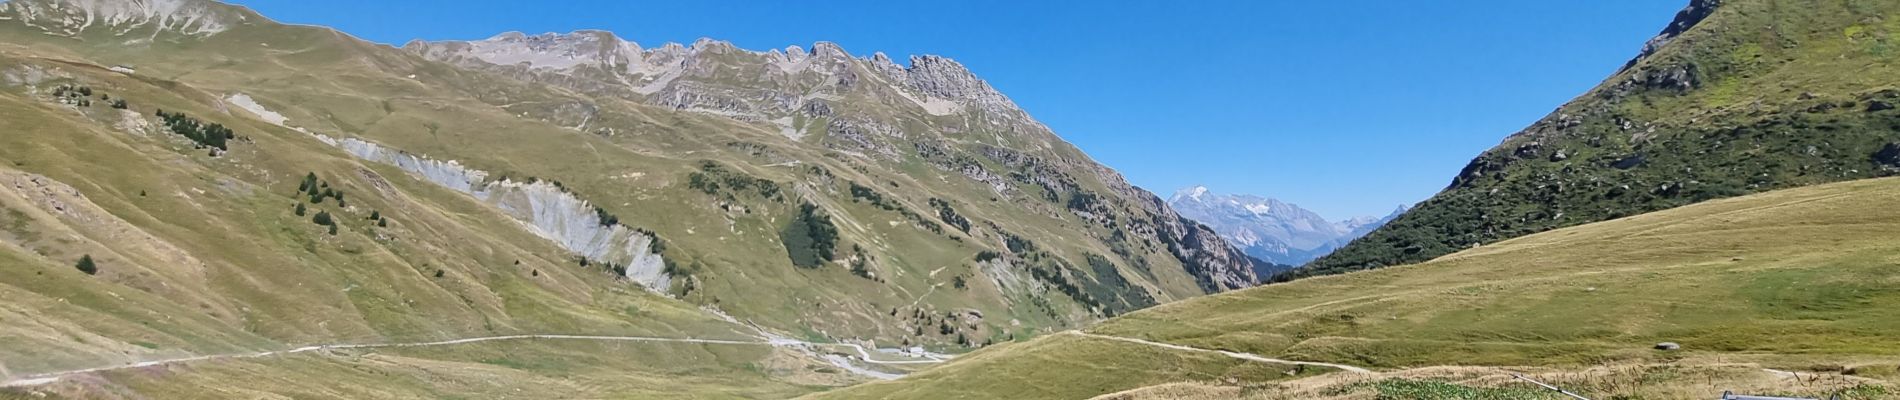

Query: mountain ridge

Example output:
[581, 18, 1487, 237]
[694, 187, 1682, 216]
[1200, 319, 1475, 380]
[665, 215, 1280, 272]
[1167, 185, 1403, 266]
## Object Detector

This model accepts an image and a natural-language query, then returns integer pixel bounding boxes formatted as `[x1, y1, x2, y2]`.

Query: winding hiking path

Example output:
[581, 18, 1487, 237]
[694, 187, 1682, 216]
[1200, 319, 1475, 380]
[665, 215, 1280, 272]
[0, 333, 945, 388]
[1, 329, 1382, 388]
[1065, 331, 1375, 373]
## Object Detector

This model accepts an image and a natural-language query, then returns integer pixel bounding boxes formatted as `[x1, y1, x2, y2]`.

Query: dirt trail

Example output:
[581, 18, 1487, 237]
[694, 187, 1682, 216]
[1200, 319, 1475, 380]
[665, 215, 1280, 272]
[0, 333, 941, 387]
[1065, 331, 1374, 373]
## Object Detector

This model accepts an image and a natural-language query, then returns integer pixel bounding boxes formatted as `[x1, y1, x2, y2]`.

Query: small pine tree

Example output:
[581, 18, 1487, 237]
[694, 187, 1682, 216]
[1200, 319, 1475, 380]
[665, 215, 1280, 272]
[328, 223, 338, 235]
[377, 218, 387, 228]
[368, 210, 380, 220]
[337, 199, 347, 208]
[312, 211, 333, 226]
[294, 203, 306, 216]
[434, 269, 445, 278]
[75, 255, 98, 275]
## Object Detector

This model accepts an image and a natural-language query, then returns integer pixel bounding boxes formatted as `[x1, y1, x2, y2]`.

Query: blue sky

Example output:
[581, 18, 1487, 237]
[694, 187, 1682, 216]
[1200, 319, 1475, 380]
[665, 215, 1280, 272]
[230, 0, 1685, 220]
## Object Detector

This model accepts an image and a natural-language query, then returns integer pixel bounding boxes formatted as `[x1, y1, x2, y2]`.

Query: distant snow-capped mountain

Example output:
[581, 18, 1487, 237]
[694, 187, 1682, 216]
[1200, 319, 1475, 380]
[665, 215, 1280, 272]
[1169, 186, 1406, 267]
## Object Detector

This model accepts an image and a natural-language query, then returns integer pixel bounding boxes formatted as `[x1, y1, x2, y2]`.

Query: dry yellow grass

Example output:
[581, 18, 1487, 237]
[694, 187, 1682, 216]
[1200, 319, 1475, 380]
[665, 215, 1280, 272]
[1092, 364, 1884, 400]
[816, 177, 1900, 399]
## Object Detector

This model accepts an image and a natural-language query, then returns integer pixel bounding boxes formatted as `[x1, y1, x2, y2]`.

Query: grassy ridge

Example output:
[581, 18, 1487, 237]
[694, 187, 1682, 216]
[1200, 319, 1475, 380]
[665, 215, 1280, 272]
[1309, 0, 1900, 278]
[1103, 177, 1900, 369]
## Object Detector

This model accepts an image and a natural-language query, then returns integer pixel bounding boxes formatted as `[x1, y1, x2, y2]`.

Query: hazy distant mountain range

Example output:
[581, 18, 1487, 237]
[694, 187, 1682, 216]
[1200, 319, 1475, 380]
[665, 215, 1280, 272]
[1168, 186, 1405, 267]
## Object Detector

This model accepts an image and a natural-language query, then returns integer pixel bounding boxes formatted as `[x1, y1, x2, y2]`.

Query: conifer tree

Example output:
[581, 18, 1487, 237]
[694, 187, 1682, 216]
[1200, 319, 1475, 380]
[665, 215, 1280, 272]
[75, 255, 98, 275]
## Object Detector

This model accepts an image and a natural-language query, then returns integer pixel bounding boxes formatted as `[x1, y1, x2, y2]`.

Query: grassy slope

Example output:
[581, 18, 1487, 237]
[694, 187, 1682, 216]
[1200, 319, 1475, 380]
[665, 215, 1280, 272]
[812, 176, 1900, 399]
[51, 341, 835, 400]
[1309, 0, 1900, 277]
[0, 51, 840, 397]
[1087, 365, 1887, 400]
[1104, 177, 1900, 368]
[0, 2, 1220, 350]
[801, 333, 1323, 400]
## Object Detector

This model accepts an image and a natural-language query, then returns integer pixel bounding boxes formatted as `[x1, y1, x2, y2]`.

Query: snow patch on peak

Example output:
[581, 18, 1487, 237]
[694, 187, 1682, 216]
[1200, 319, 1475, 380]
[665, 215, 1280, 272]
[1172, 185, 1211, 203]
[1243, 203, 1271, 216]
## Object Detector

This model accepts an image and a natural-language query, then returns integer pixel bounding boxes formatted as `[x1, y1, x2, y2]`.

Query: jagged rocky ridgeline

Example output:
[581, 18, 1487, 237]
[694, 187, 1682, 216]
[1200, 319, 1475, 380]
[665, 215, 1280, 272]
[230, 94, 671, 291]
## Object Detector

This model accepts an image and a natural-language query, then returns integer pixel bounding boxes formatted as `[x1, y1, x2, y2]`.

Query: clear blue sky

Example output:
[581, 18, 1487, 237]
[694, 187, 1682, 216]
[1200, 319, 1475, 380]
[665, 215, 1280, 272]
[229, 0, 1685, 220]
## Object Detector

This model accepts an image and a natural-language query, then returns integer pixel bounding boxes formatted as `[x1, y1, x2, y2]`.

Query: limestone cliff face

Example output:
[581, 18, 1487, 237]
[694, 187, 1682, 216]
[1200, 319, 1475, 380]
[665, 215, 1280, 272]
[219, 96, 677, 294]
[330, 136, 671, 292]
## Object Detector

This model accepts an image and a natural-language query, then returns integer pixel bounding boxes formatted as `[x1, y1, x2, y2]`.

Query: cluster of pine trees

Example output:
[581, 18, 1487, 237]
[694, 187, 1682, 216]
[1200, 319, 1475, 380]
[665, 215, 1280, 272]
[312, 210, 338, 235]
[293, 172, 389, 235]
[298, 173, 345, 206]
[780, 202, 840, 268]
[155, 110, 235, 150]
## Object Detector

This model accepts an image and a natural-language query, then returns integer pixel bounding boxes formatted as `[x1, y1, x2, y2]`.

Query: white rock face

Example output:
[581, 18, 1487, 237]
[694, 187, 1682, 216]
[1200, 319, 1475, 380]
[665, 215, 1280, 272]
[336, 138, 671, 292]
[226, 93, 671, 292]
[225, 94, 286, 126]
[0, 0, 237, 37]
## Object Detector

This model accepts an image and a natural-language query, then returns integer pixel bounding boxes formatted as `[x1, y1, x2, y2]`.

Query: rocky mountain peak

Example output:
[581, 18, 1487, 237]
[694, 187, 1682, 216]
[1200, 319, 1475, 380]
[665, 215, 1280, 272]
[1171, 185, 1212, 203]
[0, 0, 245, 38]
[811, 41, 850, 60]
[690, 36, 736, 52]
[406, 30, 1047, 144]
[1627, 0, 1724, 68]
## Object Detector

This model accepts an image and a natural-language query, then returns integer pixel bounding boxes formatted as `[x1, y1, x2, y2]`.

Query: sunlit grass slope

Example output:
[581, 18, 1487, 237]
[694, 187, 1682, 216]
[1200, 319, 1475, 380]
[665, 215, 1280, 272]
[813, 176, 1900, 399]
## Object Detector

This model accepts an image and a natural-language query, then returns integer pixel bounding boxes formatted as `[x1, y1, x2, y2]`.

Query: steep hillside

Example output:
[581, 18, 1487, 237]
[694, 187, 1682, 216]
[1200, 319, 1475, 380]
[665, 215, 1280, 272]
[1306, 0, 1900, 278]
[0, 42, 864, 398]
[1168, 186, 1403, 266]
[0, 0, 1259, 380]
[809, 175, 1900, 400]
